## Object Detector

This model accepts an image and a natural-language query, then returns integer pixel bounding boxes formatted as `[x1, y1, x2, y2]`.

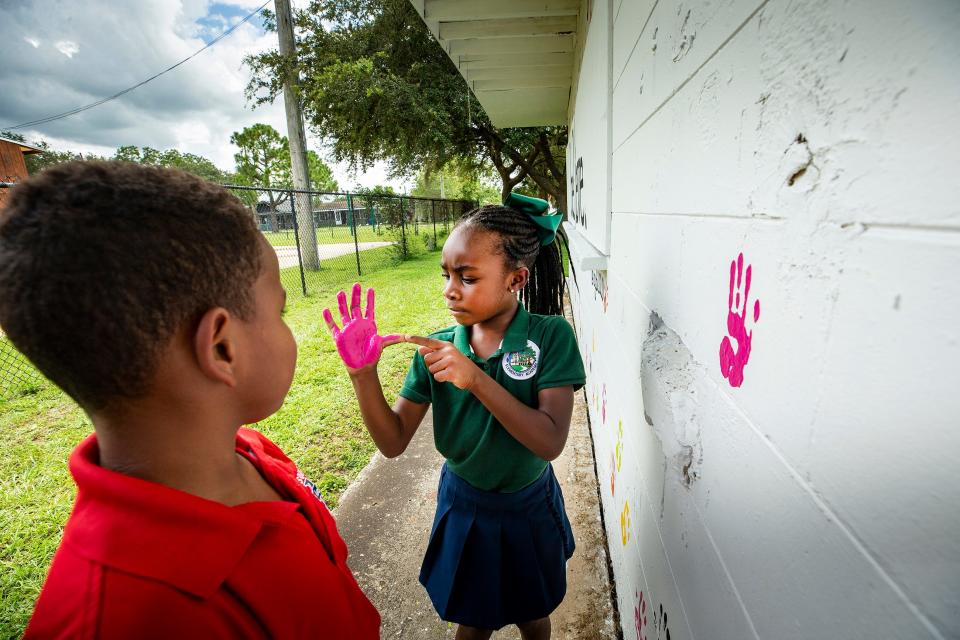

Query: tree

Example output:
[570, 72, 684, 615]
[306, 149, 339, 192]
[231, 125, 339, 192]
[357, 185, 396, 197]
[111, 145, 227, 183]
[221, 171, 264, 216]
[230, 123, 340, 227]
[411, 159, 499, 205]
[354, 184, 414, 260]
[230, 123, 293, 231]
[244, 0, 568, 212]
[231, 124, 291, 189]
[1, 130, 100, 174]
[0, 131, 261, 214]
[109, 145, 265, 215]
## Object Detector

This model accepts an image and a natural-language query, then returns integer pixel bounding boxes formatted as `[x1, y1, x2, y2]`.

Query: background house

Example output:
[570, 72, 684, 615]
[0, 135, 43, 208]
[412, 1, 959, 638]
[255, 197, 377, 232]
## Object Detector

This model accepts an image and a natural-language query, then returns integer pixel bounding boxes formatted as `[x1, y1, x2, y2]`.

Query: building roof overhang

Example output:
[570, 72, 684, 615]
[0, 136, 44, 155]
[409, 0, 578, 128]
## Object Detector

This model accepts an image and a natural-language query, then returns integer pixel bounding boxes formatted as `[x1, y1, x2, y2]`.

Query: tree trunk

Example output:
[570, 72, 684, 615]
[551, 182, 567, 216]
[481, 127, 567, 214]
[267, 192, 279, 231]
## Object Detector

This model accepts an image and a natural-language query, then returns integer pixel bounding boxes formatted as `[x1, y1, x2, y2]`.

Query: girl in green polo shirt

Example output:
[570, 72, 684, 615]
[324, 194, 586, 640]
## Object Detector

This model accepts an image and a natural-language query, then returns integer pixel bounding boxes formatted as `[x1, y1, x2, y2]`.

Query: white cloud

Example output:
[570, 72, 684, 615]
[29, 133, 116, 160]
[0, 0, 410, 191]
[54, 40, 79, 58]
[172, 120, 213, 147]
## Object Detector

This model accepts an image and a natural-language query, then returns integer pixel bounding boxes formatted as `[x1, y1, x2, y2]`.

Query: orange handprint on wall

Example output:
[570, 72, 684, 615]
[610, 452, 616, 497]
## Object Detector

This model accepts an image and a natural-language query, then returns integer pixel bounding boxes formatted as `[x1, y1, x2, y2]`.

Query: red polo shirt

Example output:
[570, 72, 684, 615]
[25, 428, 380, 639]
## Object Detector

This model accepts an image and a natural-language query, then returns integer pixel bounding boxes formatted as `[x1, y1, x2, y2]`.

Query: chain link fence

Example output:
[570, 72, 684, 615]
[0, 181, 475, 400]
[223, 185, 474, 299]
[0, 181, 47, 398]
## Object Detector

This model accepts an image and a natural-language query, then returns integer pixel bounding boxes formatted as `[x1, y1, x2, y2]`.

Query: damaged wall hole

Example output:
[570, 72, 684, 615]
[641, 311, 704, 492]
[787, 132, 819, 186]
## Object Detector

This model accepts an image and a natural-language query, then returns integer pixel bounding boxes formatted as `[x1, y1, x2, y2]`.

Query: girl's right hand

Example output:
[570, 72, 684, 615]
[323, 283, 404, 372]
[405, 335, 481, 391]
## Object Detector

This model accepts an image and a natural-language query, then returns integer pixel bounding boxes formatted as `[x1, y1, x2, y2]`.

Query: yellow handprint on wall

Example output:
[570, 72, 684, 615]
[620, 501, 631, 545]
[615, 419, 624, 473]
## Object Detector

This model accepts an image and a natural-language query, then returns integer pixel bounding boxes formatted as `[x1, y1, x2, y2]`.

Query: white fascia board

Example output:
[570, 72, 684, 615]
[563, 221, 608, 271]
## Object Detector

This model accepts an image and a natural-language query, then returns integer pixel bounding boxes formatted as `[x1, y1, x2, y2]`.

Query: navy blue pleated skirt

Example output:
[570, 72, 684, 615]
[418, 463, 575, 630]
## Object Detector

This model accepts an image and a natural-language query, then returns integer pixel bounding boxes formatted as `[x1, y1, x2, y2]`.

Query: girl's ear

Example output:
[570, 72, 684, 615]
[509, 266, 530, 293]
[194, 307, 238, 388]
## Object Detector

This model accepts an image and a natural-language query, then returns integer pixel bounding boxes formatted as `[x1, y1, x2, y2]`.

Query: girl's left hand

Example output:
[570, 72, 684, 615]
[406, 335, 480, 391]
[323, 284, 403, 371]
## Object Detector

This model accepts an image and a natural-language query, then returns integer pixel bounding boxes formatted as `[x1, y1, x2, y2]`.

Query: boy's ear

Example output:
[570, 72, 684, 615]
[194, 307, 238, 388]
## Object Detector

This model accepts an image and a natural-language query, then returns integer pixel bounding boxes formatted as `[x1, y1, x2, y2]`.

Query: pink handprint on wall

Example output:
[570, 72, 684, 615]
[323, 283, 402, 369]
[635, 590, 649, 640]
[601, 383, 607, 424]
[719, 252, 760, 388]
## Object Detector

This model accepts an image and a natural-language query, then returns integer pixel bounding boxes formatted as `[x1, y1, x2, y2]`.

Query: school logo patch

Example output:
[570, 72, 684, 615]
[296, 469, 327, 507]
[502, 340, 541, 380]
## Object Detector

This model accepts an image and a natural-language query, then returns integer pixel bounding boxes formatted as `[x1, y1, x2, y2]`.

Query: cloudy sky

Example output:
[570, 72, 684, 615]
[0, 0, 408, 190]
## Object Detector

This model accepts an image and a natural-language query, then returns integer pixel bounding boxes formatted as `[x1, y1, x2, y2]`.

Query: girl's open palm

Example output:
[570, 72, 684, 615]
[323, 284, 403, 370]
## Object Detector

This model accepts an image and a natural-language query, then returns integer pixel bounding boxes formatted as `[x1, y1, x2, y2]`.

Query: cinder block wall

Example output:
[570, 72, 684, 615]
[566, 1, 960, 638]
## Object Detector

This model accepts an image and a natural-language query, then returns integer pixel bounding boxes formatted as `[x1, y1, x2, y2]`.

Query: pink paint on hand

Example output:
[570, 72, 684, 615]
[719, 252, 760, 387]
[323, 283, 402, 369]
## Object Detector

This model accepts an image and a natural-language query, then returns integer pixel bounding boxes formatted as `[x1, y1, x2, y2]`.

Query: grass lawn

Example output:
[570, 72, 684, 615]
[0, 250, 450, 637]
[263, 224, 389, 247]
[263, 221, 450, 248]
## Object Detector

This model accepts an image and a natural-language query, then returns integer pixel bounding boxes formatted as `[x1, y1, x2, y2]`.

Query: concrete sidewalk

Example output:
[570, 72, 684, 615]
[334, 389, 618, 639]
[273, 241, 392, 268]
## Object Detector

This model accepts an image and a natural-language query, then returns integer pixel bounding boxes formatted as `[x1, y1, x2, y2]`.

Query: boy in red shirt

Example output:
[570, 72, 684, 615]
[0, 161, 381, 638]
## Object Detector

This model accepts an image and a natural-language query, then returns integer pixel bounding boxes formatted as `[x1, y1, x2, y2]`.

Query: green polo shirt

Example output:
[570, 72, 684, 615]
[399, 305, 586, 492]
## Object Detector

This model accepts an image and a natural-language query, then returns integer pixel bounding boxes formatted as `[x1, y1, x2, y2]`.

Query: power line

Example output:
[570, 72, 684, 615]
[3, 0, 271, 130]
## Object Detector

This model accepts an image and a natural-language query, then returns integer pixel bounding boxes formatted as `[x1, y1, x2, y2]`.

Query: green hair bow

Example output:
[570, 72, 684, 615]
[503, 192, 562, 246]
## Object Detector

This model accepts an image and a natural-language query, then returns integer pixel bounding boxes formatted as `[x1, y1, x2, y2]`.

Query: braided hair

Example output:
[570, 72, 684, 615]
[456, 204, 566, 316]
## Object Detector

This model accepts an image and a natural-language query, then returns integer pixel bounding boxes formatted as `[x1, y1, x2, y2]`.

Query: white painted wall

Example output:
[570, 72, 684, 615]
[566, 1, 960, 638]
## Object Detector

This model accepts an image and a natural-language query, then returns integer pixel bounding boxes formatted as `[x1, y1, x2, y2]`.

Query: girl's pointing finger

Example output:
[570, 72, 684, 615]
[406, 335, 449, 350]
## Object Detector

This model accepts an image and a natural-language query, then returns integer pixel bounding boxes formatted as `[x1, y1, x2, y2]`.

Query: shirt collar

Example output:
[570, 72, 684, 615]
[63, 433, 301, 598]
[452, 304, 530, 360]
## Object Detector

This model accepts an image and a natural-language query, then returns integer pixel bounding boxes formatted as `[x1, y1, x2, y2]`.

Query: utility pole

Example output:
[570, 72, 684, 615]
[275, 0, 319, 270]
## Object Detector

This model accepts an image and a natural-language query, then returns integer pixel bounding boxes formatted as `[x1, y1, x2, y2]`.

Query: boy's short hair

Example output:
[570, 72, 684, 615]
[0, 161, 263, 410]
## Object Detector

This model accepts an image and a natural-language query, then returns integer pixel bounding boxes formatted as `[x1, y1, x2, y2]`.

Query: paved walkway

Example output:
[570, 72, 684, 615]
[334, 388, 618, 639]
[273, 241, 391, 269]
